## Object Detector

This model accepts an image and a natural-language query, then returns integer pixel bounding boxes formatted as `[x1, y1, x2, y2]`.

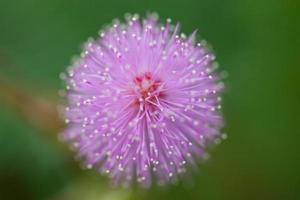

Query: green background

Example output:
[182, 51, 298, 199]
[0, 0, 299, 199]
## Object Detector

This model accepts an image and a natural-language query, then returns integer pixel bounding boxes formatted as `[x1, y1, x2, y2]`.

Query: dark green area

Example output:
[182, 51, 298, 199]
[0, 0, 299, 199]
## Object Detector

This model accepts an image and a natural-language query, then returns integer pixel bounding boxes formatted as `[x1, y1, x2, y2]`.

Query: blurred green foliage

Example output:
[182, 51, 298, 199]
[0, 0, 299, 199]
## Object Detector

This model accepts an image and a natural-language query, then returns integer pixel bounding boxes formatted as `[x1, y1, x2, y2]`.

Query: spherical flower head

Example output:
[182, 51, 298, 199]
[62, 13, 225, 187]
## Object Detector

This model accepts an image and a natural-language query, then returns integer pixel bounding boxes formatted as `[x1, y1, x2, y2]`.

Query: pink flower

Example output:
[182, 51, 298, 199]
[62, 13, 224, 187]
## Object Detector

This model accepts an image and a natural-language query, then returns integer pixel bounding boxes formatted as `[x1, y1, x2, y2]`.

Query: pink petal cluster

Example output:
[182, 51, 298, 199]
[62, 13, 224, 187]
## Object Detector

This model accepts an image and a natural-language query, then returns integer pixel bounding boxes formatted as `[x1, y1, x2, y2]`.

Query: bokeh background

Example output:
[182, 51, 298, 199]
[0, 0, 299, 199]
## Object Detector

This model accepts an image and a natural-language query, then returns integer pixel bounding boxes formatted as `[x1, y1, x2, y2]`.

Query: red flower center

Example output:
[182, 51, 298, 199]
[133, 72, 161, 100]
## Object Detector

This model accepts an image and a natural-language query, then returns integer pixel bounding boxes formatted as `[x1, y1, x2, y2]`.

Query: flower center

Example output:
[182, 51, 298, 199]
[133, 72, 161, 100]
